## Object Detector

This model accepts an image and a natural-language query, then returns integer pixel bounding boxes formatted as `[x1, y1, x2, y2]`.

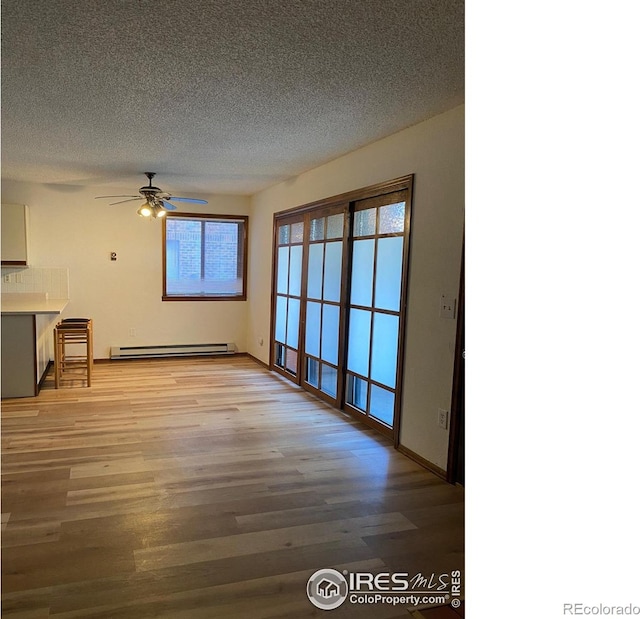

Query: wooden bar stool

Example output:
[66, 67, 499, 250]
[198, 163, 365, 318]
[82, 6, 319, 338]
[54, 318, 93, 388]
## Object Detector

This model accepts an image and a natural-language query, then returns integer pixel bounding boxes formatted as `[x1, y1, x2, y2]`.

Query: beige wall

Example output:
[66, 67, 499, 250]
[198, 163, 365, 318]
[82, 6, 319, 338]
[247, 105, 464, 469]
[1, 182, 251, 358]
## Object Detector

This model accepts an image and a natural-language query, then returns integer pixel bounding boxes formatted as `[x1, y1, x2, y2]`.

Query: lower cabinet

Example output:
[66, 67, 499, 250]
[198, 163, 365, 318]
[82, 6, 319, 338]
[1, 314, 55, 398]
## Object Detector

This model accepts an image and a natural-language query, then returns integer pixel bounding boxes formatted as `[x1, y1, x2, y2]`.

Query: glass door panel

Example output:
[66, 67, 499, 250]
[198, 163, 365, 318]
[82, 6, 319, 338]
[326, 213, 344, 239]
[289, 245, 303, 297]
[275, 296, 287, 343]
[272, 217, 304, 380]
[307, 244, 324, 299]
[353, 207, 376, 236]
[374, 237, 403, 311]
[320, 363, 338, 398]
[346, 374, 368, 411]
[322, 242, 342, 302]
[285, 348, 298, 374]
[277, 246, 289, 293]
[320, 304, 340, 365]
[346, 308, 371, 377]
[378, 202, 405, 234]
[307, 357, 320, 387]
[369, 384, 395, 426]
[310, 217, 325, 241]
[286, 298, 300, 348]
[305, 301, 321, 357]
[370, 312, 399, 388]
[278, 224, 290, 244]
[351, 239, 375, 307]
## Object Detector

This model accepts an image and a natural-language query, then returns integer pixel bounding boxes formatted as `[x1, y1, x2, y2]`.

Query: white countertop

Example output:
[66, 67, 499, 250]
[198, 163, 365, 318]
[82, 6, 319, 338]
[1, 293, 69, 315]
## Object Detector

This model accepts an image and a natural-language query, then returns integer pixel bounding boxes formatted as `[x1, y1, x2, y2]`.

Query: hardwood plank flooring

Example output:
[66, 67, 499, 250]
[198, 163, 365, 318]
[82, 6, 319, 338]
[2, 356, 464, 618]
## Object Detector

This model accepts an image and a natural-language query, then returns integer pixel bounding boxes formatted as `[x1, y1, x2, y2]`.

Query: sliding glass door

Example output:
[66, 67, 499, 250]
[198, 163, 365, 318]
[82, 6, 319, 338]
[270, 177, 412, 440]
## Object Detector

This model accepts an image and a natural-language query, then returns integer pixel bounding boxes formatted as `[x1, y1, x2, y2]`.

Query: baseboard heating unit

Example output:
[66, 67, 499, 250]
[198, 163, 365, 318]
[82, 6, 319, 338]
[110, 343, 236, 360]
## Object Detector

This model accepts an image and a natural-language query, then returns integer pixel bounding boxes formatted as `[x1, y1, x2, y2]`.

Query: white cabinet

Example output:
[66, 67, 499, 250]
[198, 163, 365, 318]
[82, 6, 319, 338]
[1, 203, 30, 265]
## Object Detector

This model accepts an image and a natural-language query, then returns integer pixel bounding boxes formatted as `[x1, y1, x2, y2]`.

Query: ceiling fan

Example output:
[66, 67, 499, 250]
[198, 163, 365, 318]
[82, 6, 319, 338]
[95, 172, 208, 218]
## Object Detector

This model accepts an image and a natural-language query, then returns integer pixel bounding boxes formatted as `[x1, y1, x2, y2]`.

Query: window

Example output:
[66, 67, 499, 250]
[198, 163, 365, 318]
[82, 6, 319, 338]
[163, 213, 248, 300]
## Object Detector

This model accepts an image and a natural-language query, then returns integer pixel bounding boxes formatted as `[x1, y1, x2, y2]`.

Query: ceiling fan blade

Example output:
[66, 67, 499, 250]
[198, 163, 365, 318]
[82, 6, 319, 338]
[166, 196, 208, 204]
[162, 201, 178, 211]
[95, 195, 139, 199]
[108, 197, 144, 205]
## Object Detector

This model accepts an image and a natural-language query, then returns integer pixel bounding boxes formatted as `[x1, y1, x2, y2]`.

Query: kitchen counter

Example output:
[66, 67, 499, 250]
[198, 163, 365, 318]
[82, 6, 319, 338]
[1, 292, 68, 315]
[1, 293, 69, 398]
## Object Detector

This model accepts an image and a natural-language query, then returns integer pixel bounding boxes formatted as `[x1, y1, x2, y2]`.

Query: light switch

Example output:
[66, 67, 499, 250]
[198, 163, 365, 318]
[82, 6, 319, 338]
[440, 295, 457, 319]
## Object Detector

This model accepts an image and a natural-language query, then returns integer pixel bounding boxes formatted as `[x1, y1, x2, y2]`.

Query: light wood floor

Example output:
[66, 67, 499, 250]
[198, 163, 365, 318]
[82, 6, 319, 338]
[1, 356, 464, 618]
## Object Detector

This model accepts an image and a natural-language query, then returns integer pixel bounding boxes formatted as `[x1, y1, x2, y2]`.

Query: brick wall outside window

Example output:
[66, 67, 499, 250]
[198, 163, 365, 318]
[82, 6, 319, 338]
[164, 215, 247, 299]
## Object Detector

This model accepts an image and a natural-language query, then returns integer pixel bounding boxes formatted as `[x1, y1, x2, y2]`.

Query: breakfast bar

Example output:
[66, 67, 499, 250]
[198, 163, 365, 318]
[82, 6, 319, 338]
[1, 293, 68, 398]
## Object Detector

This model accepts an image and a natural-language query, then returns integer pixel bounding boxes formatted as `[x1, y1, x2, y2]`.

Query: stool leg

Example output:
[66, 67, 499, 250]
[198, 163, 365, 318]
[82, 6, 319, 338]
[54, 328, 60, 389]
[87, 325, 93, 387]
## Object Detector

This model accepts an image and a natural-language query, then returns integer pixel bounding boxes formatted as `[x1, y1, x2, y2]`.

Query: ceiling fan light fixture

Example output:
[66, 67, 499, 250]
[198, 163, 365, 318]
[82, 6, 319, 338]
[153, 204, 167, 218]
[137, 202, 152, 217]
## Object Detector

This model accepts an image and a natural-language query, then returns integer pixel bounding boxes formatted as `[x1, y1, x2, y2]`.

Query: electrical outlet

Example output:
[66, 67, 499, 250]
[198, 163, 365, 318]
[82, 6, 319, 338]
[3, 274, 11, 283]
[128, 328, 136, 337]
[440, 295, 457, 319]
[438, 408, 449, 429]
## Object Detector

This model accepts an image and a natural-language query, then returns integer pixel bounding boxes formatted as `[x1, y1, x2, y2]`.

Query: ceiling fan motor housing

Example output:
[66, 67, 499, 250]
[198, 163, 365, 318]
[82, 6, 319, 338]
[141, 172, 163, 195]
[140, 186, 163, 195]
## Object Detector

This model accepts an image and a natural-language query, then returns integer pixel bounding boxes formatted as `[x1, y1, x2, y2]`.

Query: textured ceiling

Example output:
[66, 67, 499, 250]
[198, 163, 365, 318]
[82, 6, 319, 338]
[1, 0, 464, 196]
